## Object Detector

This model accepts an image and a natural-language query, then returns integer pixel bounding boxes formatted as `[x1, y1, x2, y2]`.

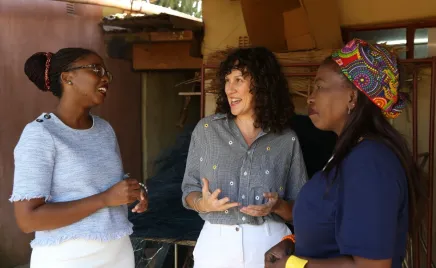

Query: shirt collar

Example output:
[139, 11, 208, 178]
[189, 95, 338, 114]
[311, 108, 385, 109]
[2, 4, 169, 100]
[213, 113, 271, 135]
[211, 113, 227, 121]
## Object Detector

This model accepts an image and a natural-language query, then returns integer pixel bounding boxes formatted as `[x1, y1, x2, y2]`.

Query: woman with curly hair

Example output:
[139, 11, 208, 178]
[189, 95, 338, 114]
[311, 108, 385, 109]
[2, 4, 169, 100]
[181, 47, 308, 268]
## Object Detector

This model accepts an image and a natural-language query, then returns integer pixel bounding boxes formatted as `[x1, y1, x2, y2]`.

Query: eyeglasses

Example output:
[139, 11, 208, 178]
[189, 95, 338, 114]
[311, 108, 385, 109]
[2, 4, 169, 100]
[65, 64, 113, 83]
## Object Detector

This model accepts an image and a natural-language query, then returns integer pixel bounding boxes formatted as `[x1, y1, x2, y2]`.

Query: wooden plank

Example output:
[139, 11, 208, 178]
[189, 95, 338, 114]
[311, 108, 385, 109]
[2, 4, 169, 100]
[178, 92, 215, 96]
[104, 31, 194, 43]
[342, 17, 436, 31]
[149, 31, 193, 41]
[178, 92, 201, 96]
[133, 42, 202, 70]
[142, 237, 196, 247]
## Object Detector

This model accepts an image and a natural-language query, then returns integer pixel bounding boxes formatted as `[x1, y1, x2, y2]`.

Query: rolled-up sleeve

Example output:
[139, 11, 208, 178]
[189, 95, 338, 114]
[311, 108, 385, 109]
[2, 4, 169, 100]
[181, 123, 203, 209]
[10, 123, 55, 202]
[285, 136, 308, 201]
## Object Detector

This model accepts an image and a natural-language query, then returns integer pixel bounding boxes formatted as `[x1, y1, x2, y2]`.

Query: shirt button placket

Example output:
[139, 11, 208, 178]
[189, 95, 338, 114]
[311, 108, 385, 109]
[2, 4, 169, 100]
[239, 149, 251, 209]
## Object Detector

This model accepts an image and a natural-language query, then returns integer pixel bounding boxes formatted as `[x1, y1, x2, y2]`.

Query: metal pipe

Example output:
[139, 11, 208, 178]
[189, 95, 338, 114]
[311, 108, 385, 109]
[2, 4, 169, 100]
[419, 231, 436, 268]
[203, 63, 321, 69]
[400, 58, 435, 64]
[174, 244, 178, 268]
[281, 63, 321, 67]
[413, 69, 419, 161]
[285, 73, 317, 77]
[203, 59, 433, 70]
[412, 69, 420, 268]
[427, 57, 436, 268]
[200, 64, 205, 118]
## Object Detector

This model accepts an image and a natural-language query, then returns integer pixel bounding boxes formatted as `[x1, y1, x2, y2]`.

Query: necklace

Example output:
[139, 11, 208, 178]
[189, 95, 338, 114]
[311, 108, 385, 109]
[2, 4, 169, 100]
[322, 137, 365, 171]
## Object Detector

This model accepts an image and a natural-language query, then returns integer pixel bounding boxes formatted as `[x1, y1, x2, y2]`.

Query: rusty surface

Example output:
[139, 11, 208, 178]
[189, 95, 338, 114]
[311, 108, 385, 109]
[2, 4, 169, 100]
[427, 57, 436, 268]
[0, 1, 141, 266]
[101, 13, 203, 32]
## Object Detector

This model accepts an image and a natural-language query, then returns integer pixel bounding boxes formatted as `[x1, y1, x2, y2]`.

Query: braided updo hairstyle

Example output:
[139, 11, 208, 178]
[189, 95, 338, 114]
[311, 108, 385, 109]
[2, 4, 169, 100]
[24, 48, 96, 97]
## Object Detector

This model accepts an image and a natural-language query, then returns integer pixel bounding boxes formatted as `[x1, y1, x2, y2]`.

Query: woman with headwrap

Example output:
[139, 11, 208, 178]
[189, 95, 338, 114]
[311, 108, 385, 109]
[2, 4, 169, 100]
[264, 39, 425, 268]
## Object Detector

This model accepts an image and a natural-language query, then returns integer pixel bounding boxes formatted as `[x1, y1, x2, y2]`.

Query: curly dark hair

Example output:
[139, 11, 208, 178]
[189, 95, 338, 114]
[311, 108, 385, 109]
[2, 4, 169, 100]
[215, 47, 294, 133]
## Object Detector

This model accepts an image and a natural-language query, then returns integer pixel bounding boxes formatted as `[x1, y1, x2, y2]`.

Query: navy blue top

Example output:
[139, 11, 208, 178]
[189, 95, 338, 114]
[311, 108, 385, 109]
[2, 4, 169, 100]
[293, 140, 408, 268]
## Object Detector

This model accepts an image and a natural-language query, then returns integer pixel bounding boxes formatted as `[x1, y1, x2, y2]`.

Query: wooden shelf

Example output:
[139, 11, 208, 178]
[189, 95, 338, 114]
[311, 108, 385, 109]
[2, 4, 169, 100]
[178, 92, 201, 96]
[178, 92, 215, 96]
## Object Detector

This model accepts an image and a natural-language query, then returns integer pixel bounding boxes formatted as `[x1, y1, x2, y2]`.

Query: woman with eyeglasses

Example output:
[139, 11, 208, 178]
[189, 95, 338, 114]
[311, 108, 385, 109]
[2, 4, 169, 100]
[9, 48, 147, 268]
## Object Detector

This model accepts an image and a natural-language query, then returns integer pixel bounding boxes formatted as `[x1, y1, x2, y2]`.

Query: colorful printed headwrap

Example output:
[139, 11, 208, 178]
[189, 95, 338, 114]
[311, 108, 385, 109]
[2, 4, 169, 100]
[331, 38, 407, 119]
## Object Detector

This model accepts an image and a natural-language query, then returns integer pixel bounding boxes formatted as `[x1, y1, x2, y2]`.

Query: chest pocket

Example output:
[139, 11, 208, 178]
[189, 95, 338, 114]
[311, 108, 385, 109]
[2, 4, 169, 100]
[249, 186, 268, 206]
[259, 151, 291, 195]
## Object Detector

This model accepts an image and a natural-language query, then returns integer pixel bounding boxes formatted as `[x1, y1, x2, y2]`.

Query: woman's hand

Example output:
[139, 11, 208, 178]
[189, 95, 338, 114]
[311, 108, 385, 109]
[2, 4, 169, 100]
[131, 187, 148, 213]
[102, 178, 141, 207]
[265, 239, 294, 268]
[198, 178, 240, 212]
[240, 192, 279, 216]
[265, 257, 288, 268]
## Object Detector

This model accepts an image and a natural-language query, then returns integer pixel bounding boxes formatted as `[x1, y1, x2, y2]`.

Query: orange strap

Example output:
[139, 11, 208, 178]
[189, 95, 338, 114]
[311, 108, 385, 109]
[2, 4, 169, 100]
[282, 234, 296, 243]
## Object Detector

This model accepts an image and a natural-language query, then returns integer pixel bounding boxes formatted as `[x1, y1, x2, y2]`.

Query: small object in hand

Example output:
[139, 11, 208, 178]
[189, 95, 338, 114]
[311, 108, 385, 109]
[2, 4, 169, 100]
[139, 182, 148, 194]
[124, 173, 148, 194]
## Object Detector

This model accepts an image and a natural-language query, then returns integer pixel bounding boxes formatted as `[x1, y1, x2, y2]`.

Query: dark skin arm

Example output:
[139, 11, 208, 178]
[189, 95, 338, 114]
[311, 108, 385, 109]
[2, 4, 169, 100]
[266, 253, 391, 268]
[303, 256, 391, 268]
[265, 256, 392, 268]
[14, 179, 142, 233]
[265, 240, 391, 268]
[272, 198, 294, 221]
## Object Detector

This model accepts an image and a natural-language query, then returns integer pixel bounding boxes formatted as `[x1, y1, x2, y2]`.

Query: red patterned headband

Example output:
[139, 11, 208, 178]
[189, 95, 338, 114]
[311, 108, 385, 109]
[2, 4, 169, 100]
[44, 52, 53, 91]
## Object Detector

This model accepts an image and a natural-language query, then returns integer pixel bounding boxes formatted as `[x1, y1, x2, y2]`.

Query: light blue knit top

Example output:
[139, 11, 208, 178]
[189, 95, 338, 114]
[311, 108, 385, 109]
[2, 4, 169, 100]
[10, 113, 133, 248]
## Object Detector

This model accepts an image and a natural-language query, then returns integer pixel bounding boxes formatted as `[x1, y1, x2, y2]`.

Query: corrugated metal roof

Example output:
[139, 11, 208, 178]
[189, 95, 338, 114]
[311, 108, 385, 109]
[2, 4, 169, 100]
[101, 12, 203, 33]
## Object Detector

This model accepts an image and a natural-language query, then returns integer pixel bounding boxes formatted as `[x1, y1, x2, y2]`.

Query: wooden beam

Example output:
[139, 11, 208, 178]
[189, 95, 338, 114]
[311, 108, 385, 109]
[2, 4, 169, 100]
[406, 27, 415, 59]
[342, 17, 436, 32]
[133, 42, 202, 70]
[104, 31, 194, 43]
[179, 92, 201, 96]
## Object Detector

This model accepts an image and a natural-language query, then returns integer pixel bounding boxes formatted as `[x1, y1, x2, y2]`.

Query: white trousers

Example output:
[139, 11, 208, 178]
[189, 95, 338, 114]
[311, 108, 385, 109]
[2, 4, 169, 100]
[30, 235, 134, 268]
[193, 220, 291, 268]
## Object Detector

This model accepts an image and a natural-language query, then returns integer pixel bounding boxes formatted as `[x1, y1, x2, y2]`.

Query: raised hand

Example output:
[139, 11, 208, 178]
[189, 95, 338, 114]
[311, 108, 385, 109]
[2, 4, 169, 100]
[197, 178, 240, 212]
[240, 192, 279, 216]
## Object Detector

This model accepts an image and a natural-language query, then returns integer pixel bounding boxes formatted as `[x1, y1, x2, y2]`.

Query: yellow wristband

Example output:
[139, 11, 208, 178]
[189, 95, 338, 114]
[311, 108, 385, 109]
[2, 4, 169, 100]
[285, 255, 308, 268]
